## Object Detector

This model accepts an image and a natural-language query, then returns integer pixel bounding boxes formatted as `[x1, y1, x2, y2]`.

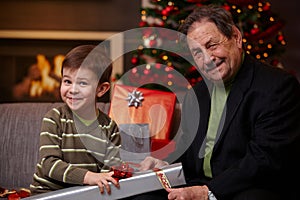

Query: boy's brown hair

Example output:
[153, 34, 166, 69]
[61, 44, 113, 84]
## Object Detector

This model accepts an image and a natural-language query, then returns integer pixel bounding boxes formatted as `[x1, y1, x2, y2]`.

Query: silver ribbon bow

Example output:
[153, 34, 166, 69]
[126, 89, 144, 108]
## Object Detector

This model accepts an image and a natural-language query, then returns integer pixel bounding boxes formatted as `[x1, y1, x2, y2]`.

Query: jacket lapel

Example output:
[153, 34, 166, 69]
[214, 55, 255, 148]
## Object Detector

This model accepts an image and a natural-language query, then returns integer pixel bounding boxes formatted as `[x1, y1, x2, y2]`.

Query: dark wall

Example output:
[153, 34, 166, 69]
[271, 0, 300, 80]
[0, 0, 141, 31]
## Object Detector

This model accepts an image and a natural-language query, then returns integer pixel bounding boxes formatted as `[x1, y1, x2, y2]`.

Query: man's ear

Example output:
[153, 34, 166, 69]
[96, 82, 110, 98]
[232, 26, 243, 48]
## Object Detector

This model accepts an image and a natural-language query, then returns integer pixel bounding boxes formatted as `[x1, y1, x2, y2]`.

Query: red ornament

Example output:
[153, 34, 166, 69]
[139, 21, 147, 27]
[155, 63, 161, 69]
[263, 3, 270, 11]
[277, 34, 284, 42]
[143, 69, 150, 75]
[142, 28, 154, 37]
[156, 20, 165, 27]
[188, 66, 198, 73]
[250, 27, 260, 35]
[131, 57, 138, 65]
[165, 6, 174, 13]
[149, 39, 157, 47]
[161, 9, 169, 16]
[223, 4, 231, 11]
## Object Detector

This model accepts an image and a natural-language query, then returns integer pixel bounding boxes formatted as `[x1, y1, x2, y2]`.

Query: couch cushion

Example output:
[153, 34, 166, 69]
[0, 103, 54, 188]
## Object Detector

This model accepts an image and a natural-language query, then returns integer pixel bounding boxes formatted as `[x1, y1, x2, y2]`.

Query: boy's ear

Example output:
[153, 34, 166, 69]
[96, 82, 110, 98]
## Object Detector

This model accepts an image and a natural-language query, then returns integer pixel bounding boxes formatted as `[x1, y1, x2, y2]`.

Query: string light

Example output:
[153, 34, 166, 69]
[138, 45, 144, 50]
[258, 7, 263, 12]
[168, 1, 174, 6]
[131, 68, 137, 74]
[267, 44, 272, 49]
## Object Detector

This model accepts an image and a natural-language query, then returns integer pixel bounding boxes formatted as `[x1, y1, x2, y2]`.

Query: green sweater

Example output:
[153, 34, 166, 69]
[30, 104, 121, 194]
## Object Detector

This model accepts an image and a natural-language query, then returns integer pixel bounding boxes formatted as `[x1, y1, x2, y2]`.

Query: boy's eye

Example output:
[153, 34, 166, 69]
[79, 81, 88, 86]
[63, 79, 72, 85]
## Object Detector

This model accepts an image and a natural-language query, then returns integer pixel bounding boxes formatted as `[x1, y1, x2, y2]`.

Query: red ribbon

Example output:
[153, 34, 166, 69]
[111, 162, 135, 181]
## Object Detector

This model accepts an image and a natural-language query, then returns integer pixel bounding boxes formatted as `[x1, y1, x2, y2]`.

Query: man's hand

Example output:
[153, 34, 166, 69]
[138, 156, 169, 171]
[166, 185, 209, 200]
[83, 171, 120, 194]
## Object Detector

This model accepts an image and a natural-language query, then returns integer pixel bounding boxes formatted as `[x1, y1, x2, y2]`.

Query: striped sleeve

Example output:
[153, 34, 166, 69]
[101, 119, 122, 170]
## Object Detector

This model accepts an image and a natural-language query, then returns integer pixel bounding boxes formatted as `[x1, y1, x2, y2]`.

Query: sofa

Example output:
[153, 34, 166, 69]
[0, 102, 180, 190]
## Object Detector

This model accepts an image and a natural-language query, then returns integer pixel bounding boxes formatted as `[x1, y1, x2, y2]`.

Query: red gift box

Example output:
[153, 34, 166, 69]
[109, 84, 176, 140]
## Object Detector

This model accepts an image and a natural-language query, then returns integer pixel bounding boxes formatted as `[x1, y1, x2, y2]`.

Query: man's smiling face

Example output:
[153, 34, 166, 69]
[187, 20, 243, 83]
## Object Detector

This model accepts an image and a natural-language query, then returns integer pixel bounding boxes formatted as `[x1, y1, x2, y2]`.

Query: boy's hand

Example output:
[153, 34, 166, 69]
[83, 171, 120, 194]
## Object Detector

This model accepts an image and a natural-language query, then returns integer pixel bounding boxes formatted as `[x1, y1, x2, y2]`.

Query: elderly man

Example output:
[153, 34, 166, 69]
[138, 4, 300, 200]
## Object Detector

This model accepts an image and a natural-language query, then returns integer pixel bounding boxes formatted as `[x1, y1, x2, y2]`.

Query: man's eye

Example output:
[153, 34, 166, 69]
[207, 43, 217, 50]
[193, 49, 202, 57]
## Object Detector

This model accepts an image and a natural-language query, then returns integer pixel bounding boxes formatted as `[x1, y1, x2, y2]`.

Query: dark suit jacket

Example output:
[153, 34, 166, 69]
[171, 55, 300, 199]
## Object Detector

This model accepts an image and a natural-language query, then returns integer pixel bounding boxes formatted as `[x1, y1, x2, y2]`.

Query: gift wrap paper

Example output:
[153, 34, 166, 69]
[24, 163, 185, 200]
[109, 84, 176, 140]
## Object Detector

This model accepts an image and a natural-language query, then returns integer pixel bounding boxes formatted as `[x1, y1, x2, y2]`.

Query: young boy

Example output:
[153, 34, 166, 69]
[30, 45, 122, 195]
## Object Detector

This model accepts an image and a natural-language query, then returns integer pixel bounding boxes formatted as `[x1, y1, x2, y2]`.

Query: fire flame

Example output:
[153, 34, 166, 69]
[29, 54, 64, 98]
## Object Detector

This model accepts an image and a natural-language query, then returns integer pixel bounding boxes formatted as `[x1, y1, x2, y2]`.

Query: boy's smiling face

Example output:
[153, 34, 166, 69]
[60, 67, 99, 116]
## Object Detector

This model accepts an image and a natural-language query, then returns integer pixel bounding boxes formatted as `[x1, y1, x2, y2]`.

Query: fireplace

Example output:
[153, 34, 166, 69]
[0, 30, 123, 102]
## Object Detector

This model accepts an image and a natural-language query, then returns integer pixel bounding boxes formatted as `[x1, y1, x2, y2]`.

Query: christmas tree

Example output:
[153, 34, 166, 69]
[123, 0, 286, 90]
